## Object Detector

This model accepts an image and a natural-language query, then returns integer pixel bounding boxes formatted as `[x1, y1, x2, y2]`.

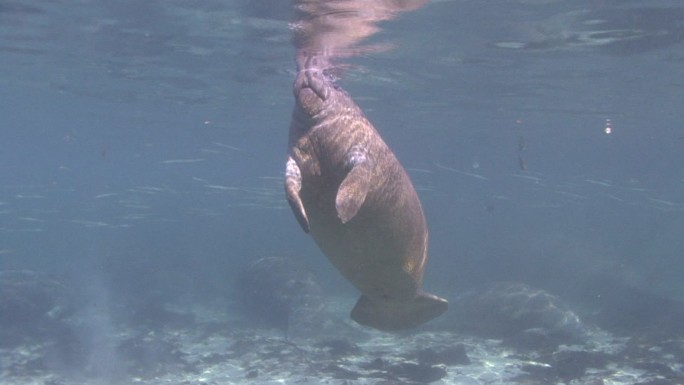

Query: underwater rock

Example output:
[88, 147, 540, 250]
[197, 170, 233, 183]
[633, 379, 679, 385]
[236, 257, 329, 340]
[101, 254, 201, 330]
[451, 282, 587, 349]
[579, 272, 684, 338]
[551, 350, 611, 381]
[0, 270, 76, 347]
[0, 270, 87, 377]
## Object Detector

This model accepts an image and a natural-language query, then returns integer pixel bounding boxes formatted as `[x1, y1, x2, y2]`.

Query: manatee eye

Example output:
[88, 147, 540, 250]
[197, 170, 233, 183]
[323, 69, 338, 83]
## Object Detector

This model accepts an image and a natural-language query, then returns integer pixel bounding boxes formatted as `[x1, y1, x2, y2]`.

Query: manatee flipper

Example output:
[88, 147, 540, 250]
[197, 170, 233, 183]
[285, 156, 310, 233]
[351, 290, 448, 331]
[336, 146, 371, 223]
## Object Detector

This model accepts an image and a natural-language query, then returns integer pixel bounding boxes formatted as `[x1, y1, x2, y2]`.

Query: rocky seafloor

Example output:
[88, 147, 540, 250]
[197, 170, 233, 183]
[2, 297, 683, 385]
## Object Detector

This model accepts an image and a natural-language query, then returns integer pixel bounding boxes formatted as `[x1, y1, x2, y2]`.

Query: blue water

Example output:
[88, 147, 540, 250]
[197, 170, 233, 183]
[1, 0, 684, 381]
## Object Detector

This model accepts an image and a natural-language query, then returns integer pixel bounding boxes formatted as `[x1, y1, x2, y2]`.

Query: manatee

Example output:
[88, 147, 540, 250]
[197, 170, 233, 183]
[285, 55, 447, 331]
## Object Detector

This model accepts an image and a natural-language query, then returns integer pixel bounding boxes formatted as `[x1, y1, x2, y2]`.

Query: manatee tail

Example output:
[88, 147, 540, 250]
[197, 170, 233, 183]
[350, 291, 448, 331]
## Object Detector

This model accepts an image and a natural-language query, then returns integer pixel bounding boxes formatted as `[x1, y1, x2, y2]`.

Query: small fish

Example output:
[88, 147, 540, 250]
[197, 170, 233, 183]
[128, 186, 167, 195]
[585, 179, 612, 187]
[647, 197, 680, 207]
[511, 173, 543, 182]
[18, 217, 46, 222]
[135, 186, 166, 192]
[434, 163, 489, 180]
[122, 204, 152, 210]
[14, 194, 45, 199]
[200, 148, 222, 154]
[554, 190, 588, 200]
[528, 203, 564, 209]
[407, 168, 434, 174]
[414, 185, 434, 192]
[213, 142, 243, 152]
[601, 193, 626, 203]
[159, 158, 205, 164]
[122, 214, 150, 220]
[69, 219, 110, 227]
[94, 193, 119, 199]
[204, 184, 239, 191]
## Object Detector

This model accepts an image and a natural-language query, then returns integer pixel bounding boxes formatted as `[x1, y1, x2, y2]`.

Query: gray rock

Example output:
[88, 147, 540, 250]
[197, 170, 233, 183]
[237, 257, 331, 340]
[0, 270, 75, 346]
[451, 282, 587, 349]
